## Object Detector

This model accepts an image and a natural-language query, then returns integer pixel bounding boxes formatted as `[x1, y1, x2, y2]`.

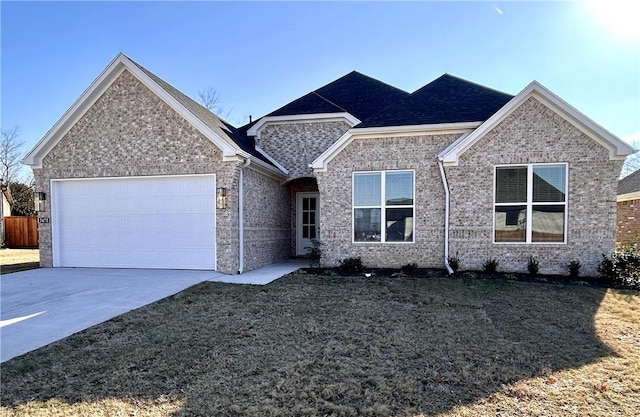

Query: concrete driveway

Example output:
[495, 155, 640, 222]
[0, 267, 225, 362]
[0, 260, 306, 363]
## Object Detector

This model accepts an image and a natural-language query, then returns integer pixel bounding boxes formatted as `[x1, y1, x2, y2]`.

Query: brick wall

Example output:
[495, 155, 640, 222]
[316, 134, 461, 269]
[35, 69, 241, 273]
[257, 120, 351, 179]
[447, 97, 623, 276]
[316, 97, 622, 276]
[242, 167, 291, 271]
[617, 198, 640, 243]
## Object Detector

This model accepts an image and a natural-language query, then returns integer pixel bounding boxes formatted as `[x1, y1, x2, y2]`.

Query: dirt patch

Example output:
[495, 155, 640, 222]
[0, 249, 39, 274]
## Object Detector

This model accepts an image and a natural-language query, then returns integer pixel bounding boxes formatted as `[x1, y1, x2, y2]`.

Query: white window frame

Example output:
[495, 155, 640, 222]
[493, 162, 568, 245]
[352, 170, 415, 244]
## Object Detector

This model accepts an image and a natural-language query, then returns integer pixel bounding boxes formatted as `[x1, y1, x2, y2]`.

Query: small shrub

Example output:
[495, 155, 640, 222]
[612, 240, 640, 288]
[597, 254, 616, 285]
[527, 256, 539, 277]
[305, 239, 323, 268]
[339, 257, 364, 273]
[447, 253, 460, 273]
[482, 258, 498, 273]
[400, 262, 418, 274]
[567, 260, 581, 278]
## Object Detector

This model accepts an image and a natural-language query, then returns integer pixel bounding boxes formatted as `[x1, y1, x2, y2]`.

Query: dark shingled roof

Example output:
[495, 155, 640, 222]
[357, 74, 514, 128]
[266, 71, 409, 122]
[619, 168, 640, 195]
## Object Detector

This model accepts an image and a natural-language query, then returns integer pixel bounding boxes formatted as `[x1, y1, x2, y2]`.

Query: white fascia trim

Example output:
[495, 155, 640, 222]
[618, 191, 640, 202]
[23, 54, 128, 167]
[351, 121, 481, 138]
[246, 157, 288, 181]
[247, 112, 360, 138]
[439, 81, 636, 166]
[311, 122, 478, 172]
[22, 53, 240, 168]
[255, 145, 289, 175]
[311, 131, 353, 172]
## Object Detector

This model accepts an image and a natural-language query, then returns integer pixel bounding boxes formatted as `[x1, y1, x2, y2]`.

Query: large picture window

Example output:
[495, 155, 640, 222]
[494, 164, 567, 243]
[353, 171, 414, 243]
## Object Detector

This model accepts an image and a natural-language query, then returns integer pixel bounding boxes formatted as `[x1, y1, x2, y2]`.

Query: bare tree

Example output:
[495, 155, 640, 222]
[0, 126, 24, 184]
[621, 138, 640, 178]
[196, 86, 234, 121]
[197, 87, 223, 113]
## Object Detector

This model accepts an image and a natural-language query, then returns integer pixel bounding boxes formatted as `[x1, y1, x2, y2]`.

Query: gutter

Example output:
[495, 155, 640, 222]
[437, 159, 454, 274]
[238, 158, 251, 274]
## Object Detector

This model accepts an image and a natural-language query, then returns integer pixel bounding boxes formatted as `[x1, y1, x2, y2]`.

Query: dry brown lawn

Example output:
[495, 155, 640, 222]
[1, 271, 638, 416]
[0, 249, 39, 274]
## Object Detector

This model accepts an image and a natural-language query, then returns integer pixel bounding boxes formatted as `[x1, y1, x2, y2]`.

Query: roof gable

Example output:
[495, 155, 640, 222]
[439, 81, 636, 165]
[357, 74, 514, 128]
[266, 71, 409, 121]
[22, 53, 284, 176]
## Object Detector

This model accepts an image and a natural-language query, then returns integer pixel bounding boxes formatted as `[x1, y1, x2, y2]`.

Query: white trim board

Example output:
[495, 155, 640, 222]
[23, 53, 240, 168]
[438, 81, 635, 166]
[247, 113, 361, 138]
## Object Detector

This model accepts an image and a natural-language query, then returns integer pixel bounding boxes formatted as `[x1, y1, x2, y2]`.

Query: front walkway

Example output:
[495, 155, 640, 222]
[0, 259, 306, 362]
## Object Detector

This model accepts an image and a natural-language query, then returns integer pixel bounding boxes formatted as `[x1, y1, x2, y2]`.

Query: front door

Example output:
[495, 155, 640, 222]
[296, 192, 319, 256]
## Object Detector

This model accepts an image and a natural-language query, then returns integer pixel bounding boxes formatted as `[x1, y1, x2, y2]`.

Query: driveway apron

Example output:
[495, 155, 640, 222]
[0, 268, 223, 362]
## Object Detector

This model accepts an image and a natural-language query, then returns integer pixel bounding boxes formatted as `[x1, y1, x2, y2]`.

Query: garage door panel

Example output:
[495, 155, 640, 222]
[52, 175, 216, 270]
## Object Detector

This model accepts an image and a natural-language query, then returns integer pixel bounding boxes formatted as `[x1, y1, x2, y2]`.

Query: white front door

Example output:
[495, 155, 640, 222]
[296, 192, 319, 256]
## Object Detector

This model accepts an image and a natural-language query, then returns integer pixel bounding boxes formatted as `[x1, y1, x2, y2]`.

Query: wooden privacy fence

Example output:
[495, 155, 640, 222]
[4, 216, 39, 248]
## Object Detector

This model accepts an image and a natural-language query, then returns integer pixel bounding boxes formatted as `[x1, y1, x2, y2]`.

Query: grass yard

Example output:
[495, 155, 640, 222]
[1, 271, 639, 416]
[0, 249, 39, 274]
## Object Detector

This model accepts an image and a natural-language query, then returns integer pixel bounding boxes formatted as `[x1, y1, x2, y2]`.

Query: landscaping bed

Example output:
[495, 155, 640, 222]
[1, 270, 638, 416]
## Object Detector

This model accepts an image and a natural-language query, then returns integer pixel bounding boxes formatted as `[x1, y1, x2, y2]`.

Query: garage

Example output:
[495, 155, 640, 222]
[51, 174, 216, 270]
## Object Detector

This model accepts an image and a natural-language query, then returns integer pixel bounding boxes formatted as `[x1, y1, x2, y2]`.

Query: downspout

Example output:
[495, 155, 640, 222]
[438, 158, 454, 274]
[238, 158, 251, 274]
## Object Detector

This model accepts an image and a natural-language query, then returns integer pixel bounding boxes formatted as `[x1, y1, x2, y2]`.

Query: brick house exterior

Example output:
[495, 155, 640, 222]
[23, 53, 635, 275]
[617, 169, 640, 244]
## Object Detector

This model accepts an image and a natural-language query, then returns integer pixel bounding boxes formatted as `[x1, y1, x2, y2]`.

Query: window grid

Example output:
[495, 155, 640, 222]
[352, 170, 414, 243]
[494, 163, 568, 244]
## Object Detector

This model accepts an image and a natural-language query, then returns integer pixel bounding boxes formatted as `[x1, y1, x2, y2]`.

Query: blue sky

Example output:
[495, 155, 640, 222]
[2, 1, 639, 157]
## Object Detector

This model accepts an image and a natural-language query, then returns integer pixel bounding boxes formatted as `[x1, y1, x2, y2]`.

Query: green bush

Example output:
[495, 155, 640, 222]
[339, 257, 364, 273]
[567, 260, 581, 278]
[527, 256, 539, 277]
[305, 239, 323, 268]
[597, 254, 616, 285]
[598, 240, 640, 289]
[400, 262, 418, 273]
[482, 258, 498, 273]
[447, 254, 460, 273]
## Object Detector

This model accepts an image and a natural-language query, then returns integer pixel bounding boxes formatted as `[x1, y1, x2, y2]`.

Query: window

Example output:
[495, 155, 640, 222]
[494, 164, 567, 243]
[353, 171, 414, 242]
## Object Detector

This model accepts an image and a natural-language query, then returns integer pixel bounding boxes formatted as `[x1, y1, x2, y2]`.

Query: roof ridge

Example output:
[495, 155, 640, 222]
[311, 91, 349, 114]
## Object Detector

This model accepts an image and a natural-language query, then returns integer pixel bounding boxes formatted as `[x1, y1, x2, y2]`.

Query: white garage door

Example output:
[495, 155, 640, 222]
[51, 175, 216, 270]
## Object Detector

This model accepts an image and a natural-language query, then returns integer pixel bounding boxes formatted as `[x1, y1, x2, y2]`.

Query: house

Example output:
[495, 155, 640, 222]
[23, 53, 635, 276]
[617, 169, 640, 244]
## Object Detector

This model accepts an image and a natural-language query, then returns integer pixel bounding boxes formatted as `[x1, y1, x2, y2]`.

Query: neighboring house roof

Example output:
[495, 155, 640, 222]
[357, 74, 513, 128]
[22, 53, 286, 177]
[619, 169, 640, 195]
[267, 71, 410, 121]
